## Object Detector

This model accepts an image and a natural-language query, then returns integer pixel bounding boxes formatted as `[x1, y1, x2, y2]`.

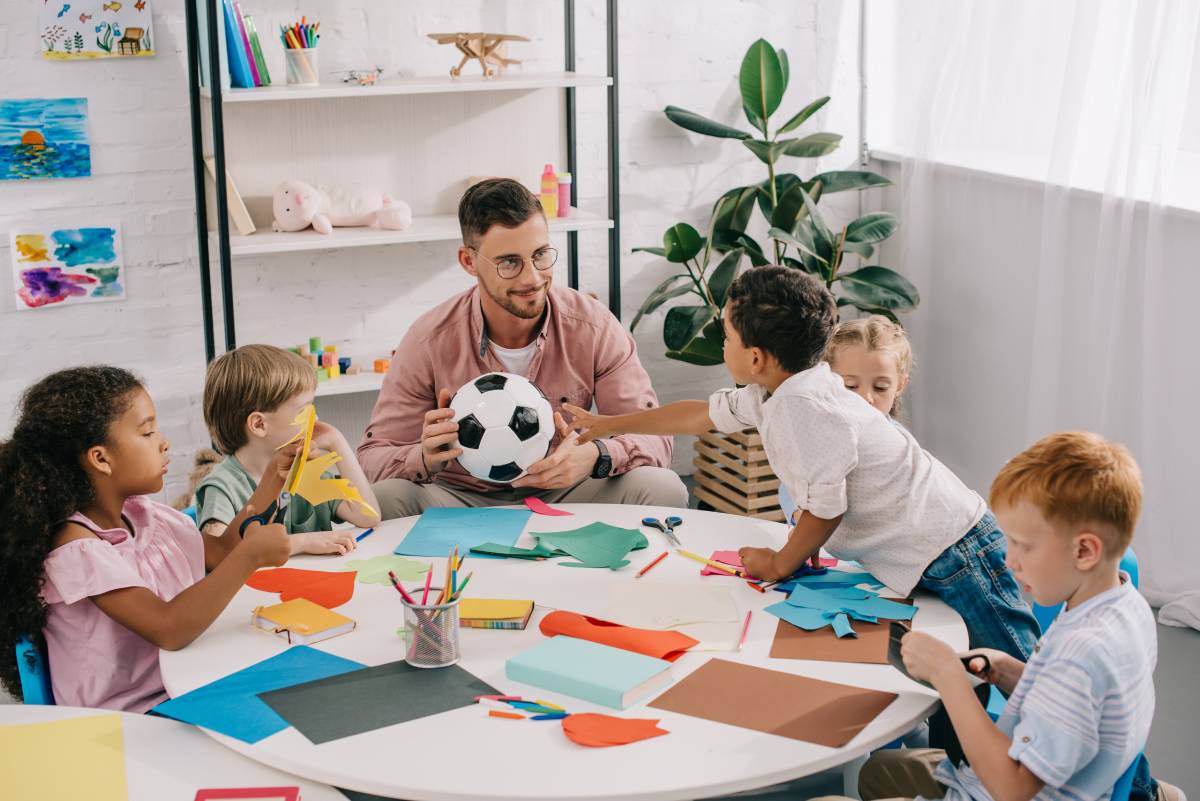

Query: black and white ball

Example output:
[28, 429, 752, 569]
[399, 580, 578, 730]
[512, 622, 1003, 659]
[451, 372, 554, 483]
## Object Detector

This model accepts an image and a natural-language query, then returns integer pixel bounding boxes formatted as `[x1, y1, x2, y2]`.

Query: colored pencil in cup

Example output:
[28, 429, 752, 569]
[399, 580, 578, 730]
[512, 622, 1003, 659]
[421, 564, 433, 604]
[636, 551, 668, 578]
[737, 610, 752, 651]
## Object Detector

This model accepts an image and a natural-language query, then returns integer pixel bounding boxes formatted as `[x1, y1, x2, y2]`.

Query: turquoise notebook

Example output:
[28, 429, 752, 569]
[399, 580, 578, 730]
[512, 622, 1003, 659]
[505, 635, 673, 710]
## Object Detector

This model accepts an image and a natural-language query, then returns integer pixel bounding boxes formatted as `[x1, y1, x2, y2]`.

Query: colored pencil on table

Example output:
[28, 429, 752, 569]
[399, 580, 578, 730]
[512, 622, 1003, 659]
[489, 710, 525, 720]
[355, 527, 375, 543]
[677, 549, 744, 576]
[421, 563, 433, 604]
[746, 580, 766, 593]
[737, 610, 752, 651]
[636, 550, 668, 578]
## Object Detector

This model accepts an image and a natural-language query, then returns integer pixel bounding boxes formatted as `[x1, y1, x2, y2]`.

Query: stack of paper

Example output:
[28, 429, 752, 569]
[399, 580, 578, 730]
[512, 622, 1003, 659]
[505, 636, 674, 710]
[459, 598, 535, 630]
[606, 583, 741, 651]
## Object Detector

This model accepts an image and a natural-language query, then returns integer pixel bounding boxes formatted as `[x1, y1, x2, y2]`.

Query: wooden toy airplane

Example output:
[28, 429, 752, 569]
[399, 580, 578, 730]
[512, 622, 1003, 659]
[426, 32, 530, 77]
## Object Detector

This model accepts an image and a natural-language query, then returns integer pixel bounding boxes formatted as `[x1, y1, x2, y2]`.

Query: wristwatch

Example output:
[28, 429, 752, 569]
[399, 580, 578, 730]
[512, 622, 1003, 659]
[590, 439, 613, 479]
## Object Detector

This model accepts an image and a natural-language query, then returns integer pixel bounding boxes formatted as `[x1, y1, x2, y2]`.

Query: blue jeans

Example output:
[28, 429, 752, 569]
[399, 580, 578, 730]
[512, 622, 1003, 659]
[917, 512, 1040, 661]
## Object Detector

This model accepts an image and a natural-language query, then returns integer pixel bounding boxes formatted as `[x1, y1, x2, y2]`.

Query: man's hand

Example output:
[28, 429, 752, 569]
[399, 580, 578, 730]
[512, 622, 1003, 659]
[901, 630, 969, 689]
[738, 546, 786, 581]
[562, 403, 618, 445]
[421, 388, 462, 477]
[512, 413, 600, 489]
[291, 529, 357, 556]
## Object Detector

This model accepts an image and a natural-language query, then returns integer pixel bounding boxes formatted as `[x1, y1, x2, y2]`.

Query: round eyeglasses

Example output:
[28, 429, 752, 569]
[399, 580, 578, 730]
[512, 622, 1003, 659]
[470, 246, 558, 279]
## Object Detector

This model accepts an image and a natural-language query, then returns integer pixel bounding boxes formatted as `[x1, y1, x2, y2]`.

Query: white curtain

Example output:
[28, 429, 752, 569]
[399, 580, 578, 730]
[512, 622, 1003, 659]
[868, 0, 1200, 621]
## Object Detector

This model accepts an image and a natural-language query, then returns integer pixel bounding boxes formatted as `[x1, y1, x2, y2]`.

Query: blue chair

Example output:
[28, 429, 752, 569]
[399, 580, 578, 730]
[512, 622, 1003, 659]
[1032, 548, 1140, 630]
[182, 504, 199, 525]
[15, 635, 54, 705]
[1112, 756, 1138, 801]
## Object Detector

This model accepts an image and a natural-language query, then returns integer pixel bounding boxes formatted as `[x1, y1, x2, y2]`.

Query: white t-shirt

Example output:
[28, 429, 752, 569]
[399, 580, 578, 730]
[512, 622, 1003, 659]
[490, 340, 537, 377]
[708, 362, 985, 594]
[936, 574, 1156, 801]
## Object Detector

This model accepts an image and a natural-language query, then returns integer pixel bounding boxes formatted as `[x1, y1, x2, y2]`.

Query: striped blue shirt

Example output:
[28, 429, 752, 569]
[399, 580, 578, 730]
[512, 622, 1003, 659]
[935, 573, 1156, 801]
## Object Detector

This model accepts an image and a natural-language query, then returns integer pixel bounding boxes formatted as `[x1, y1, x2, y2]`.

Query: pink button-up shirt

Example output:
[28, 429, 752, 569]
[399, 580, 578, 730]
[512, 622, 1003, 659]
[358, 285, 672, 492]
[40, 496, 206, 712]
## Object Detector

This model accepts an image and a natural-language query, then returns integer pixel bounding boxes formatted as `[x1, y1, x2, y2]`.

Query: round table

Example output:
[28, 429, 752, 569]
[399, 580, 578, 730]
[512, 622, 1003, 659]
[161, 504, 966, 801]
[0, 705, 348, 800]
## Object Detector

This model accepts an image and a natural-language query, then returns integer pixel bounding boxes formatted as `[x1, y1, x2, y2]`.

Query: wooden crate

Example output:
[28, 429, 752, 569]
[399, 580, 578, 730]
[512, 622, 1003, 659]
[692, 429, 785, 522]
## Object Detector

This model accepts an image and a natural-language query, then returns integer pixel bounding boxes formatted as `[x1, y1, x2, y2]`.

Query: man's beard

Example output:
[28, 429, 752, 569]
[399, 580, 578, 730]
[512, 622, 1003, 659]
[485, 281, 547, 320]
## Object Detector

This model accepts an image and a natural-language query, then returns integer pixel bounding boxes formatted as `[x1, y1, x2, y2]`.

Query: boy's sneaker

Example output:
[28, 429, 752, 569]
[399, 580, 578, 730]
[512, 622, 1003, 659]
[1157, 782, 1187, 801]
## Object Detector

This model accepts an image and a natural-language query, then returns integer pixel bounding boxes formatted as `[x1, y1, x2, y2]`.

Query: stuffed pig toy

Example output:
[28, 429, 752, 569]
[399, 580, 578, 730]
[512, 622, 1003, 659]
[271, 180, 413, 234]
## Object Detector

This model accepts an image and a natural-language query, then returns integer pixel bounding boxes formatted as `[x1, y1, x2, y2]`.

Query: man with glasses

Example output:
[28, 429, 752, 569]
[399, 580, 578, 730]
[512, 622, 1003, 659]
[358, 178, 687, 518]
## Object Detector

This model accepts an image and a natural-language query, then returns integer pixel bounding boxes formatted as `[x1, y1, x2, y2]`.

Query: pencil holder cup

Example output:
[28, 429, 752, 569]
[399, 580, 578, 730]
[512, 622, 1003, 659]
[402, 593, 461, 668]
[285, 48, 319, 86]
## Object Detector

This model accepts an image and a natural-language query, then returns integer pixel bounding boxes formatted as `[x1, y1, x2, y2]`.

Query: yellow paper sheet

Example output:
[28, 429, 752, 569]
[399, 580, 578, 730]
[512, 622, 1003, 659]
[280, 405, 377, 517]
[0, 713, 128, 800]
[280, 404, 316, 494]
[459, 598, 534, 620]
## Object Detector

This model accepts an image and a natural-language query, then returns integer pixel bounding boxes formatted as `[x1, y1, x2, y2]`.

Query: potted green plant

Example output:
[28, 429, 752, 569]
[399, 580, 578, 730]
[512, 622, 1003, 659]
[632, 38, 920, 518]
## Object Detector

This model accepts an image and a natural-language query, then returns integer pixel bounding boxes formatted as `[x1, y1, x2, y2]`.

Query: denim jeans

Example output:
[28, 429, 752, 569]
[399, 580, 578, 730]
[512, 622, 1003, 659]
[917, 512, 1040, 661]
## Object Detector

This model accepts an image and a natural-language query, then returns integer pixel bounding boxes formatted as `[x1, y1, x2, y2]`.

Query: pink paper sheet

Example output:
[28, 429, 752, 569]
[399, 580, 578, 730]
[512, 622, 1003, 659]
[524, 497, 573, 516]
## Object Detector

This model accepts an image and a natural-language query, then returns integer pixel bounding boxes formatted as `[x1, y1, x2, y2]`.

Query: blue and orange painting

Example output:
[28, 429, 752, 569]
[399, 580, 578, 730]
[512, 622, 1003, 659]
[0, 98, 91, 181]
[10, 226, 125, 310]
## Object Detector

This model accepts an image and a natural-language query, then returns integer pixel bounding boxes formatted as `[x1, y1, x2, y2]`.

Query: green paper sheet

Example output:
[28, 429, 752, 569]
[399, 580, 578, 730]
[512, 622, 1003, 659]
[532, 522, 645, 569]
[341, 555, 429, 584]
[470, 541, 556, 559]
[257, 660, 499, 744]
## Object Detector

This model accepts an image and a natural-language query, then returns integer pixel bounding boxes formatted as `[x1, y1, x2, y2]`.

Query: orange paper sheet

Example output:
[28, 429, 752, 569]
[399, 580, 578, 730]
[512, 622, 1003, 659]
[246, 568, 356, 609]
[561, 713, 669, 747]
[539, 610, 699, 662]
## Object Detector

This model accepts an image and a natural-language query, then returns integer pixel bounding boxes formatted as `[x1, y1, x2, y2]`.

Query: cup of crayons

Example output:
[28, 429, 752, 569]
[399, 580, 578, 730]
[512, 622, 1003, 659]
[388, 546, 471, 669]
[281, 17, 320, 87]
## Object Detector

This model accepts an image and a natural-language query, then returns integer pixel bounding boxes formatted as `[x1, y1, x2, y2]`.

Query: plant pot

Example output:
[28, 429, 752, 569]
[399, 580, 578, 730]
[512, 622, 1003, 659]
[691, 429, 785, 522]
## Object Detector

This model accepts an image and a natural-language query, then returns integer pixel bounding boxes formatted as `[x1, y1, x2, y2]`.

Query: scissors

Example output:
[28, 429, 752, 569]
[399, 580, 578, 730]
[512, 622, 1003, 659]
[238, 494, 289, 538]
[640, 516, 683, 548]
[888, 622, 991, 689]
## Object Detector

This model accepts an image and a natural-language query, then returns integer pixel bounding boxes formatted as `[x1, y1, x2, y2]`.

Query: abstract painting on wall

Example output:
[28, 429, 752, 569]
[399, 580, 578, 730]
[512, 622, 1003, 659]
[11, 226, 126, 310]
[40, 0, 155, 60]
[0, 98, 91, 181]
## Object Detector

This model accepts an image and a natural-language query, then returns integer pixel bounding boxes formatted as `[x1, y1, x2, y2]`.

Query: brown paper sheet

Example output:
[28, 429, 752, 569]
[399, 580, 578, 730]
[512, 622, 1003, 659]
[647, 658, 897, 748]
[768, 599, 914, 664]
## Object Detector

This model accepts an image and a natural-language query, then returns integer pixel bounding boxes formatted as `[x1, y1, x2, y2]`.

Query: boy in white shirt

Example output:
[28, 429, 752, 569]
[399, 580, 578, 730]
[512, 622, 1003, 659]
[566, 266, 1039, 662]
[822, 431, 1178, 801]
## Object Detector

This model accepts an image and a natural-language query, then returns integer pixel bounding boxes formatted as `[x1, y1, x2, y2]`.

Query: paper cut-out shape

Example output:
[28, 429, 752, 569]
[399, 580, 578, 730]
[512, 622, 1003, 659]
[396, 507, 531, 558]
[524, 497, 572, 516]
[540, 610, 699, 662]
[768, 601, 914, 664]
[648, 658, 897, 748]
[246, 567, 357, 608]
[1, 713, 128, 800]
[561, 713, 669, 747]
[532, 522, 644, 569]
[785, 584, 917, 622]
[701, 551, 838, 577]
[341, 554, 428, 584]
[765, 601, 859, 638]
[281, 405, 378, 517]
[150, 646, 365, 744]
[773, 568, 884, 594]
[607, 583, 741, 650]
[470, 541, 555, 559]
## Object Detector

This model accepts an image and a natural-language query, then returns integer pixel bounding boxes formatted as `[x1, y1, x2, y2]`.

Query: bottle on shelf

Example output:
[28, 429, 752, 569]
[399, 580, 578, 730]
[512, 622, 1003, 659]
[539, 163, 558, 218]
[556, 172, 572, 218]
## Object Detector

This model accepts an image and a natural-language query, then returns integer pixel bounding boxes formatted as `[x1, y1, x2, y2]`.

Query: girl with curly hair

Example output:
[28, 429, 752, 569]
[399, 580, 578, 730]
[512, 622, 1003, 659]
[0, 366, 293, 711]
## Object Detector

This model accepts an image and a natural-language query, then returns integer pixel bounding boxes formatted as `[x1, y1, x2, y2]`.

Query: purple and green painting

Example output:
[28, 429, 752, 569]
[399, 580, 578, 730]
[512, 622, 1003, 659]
[0, 98, 91, 181]
[11, 226, 125, 310]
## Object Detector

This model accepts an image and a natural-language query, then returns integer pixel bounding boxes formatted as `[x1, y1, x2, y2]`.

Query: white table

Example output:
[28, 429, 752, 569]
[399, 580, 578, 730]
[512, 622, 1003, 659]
[0, 705, 347, 800]
[161, 504, 966, 801]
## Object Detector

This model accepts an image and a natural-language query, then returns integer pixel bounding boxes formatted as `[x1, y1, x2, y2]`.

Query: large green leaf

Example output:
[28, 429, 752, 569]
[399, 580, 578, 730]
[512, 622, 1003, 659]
[666, 341, 725, 366]
[742, 138, 790, 165]
[707, 248, 743, 308]
[663, 106, 751, 140]
[777, 95, 830, 134]
[837, 266, 920, 310]
[742, 103, 766, 135]
[778, 48, 790, 94]
[663, 305, 716, 351]
[756, 173, 802, 218]
[712, 185, 758, 234]
[662, 223, 704, 263]
[798, 186, 834, 257]
[632, 246, 667, 257]
[843, 212, 899, 244]
[630, 274, 696, 331]
[739, 39, 786, 122]
[837, 296, 901, 324]
[769, 180, 822, 231]
[768, 227, 827, 265]
[783, 132, 843, 158]
[808, 170, 892, 193]
[841, 240, 875, 259]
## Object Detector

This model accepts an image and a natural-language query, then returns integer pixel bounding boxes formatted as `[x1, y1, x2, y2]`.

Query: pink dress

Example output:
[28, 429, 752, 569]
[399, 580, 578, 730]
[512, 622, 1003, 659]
[40, 496, 206, 712]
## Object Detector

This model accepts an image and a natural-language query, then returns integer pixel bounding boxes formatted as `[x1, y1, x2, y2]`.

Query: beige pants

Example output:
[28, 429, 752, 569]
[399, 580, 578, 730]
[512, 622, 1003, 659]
[372, 465, 689, 520]
[811, 748, 948, 801]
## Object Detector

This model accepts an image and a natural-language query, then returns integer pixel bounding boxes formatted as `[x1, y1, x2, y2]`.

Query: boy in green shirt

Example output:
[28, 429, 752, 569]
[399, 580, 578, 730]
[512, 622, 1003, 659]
[197, 344, 380, 555]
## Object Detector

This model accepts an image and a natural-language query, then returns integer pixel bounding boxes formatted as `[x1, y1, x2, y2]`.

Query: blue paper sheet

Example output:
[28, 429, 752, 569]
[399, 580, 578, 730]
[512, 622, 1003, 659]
[764, 601, 859, 638]
[150, 646, 365, 743]
[785, 584, 917, 622]
[394, 507, 532, 558]
[773, 568, 885, 594]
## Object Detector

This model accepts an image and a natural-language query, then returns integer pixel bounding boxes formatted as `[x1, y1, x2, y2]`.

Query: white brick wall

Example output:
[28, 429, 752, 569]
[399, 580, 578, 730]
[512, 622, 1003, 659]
[0, 0, 859, 496]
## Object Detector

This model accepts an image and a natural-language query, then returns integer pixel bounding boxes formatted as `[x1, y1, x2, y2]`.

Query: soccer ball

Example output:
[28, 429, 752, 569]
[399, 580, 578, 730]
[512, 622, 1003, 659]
[450, 372, 554, 483]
